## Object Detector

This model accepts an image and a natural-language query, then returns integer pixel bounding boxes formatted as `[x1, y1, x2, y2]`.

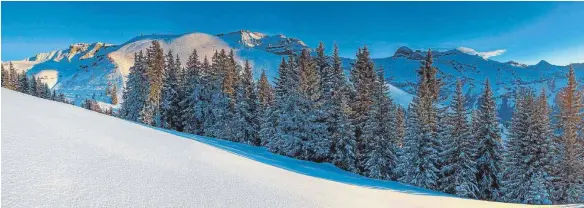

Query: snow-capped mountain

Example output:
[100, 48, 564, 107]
[2, 30, 583, 123]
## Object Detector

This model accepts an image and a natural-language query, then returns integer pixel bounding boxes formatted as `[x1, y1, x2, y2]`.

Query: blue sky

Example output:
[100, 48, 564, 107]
[2, 2, 583, 65]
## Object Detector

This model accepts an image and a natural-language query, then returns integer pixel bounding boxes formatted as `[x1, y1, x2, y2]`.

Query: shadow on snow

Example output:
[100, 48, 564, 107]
[151, 125, 452, 198]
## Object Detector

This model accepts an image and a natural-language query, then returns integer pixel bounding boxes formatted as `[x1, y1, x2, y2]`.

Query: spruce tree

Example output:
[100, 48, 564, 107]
[234, 60, 260, 145]
[161, 51, 183, 130]
[120, 51, 149, 122]
[181, 50, 204, 134]
[362, 68, 398, 179]
[298, 48, 330, 162]
[1, 64, 8, 88]
[142, 41, 165, 126]
[350, 46, 377, 172]
[329, 44, 357, 172]
[554, 65, 584, 204]
[439, 80, 479, 198]
[398, 49, 441, 190]
[474, 79, 503, 201]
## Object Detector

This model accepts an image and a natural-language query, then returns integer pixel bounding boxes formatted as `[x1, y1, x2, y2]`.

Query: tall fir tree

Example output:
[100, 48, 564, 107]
[141, 41, 165, 126]
[161, 51, 183, 131]
[328, 44, 357, 172]
[362, 68, 398, 179]
[120, 51, 149, 122]
[473, 79, 503, 201]
[439, 80, 479, 198]
[298, 48, 330, 162]
[234, 60, 260, 145]
[554, 65, 584, 204]
[257, 70, 276, 146]
[181, 50, 204, 134]
[350, 46, 377, 172]
[398, 49, 441, 190]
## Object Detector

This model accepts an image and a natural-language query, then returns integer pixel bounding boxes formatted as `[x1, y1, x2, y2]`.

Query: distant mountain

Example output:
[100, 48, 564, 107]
[2, 30, 583, 123]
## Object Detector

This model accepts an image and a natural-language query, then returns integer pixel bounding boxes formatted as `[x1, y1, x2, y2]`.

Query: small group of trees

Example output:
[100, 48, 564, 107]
[1, 62, 70, 104]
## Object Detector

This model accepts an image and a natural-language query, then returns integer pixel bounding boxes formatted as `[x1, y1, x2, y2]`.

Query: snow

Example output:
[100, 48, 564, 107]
[1, 89, 535, 208]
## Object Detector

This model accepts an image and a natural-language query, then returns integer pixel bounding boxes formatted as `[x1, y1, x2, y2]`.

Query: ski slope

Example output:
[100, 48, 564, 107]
[1, 89, 556, 208]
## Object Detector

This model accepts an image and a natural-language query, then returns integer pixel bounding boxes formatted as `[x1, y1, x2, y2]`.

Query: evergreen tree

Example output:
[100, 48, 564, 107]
[18, 72, 30, 94]
[234, 60, 260, 145]
[328, 44, 357, 172]
[350, 46, 377, 172]
[474, 79, 503, 201]
[298, 48, 330, 162]
[439, 80, 479, 198]
[29, 75, 38, 96]
[120, 51, 149, 122]
[142, 41, 165, 126]
[362, 68, 398, 179]
[395, 106, 406, 147]
[7, 62, 18, 90]
[554, 65, 584, 204]
[161, 51, 183, 130]
[1, 64, 8, 88]
[181, 50, 204, 134]
[398, 49, 441, 190]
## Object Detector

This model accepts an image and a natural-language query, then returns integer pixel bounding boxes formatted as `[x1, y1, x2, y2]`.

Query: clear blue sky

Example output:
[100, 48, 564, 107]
[2, 2, 583, 65]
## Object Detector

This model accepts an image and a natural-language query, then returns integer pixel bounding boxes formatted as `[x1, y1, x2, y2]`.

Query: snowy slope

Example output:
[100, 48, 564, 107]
[1, 89, 548, 208]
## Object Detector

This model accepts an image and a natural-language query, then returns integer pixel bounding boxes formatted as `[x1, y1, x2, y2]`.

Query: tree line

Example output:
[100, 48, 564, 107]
[2, 41, 582, 204]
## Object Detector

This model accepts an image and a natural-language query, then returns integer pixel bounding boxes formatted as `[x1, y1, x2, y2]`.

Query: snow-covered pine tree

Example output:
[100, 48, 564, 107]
[141, 41, 165, 126]
[203, 51, 234, 140]
[1, 64, 8, 88]
[18, 72, 30, 94]
[350, 46, 377, 172]
[120, 51, 149, 122]
[28, 75, 38, 97]
[257, 70, 275, 146]
[553, 65, 584, 204]
[329, 44, 357, 172]
[180, 49, 204, 134]
[474, 79, 503, 201]
[7, 62, 18, 90]
[271, 56, 304, 157]
[362, 67, 398, 180]
[439, 80, 479, 198]
[234, 60, 260, 145]
[397, 49, 441, 190]
[161, 51, 183, 131]
[298, 48, 330, 162]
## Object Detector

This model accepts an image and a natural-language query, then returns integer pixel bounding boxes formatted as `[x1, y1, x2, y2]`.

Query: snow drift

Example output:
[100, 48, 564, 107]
[1, 89, 541, 208]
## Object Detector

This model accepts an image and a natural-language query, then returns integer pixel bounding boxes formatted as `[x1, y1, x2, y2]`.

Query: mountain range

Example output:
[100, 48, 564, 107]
[3, 30, 583, 123]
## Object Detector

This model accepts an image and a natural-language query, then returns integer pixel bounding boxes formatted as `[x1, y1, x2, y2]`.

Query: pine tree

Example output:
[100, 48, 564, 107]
[439, 80, 479, 198]
[328, 44, 357, 172]
[142, 41, 165, 126]
[398, 49, 441, 190]
[29, 75, 38, 96]
[181, 49, 204, 134]
[350, 46, 377, 172]
[362, 68, 398, 179]
[474, 79, 503, 201]
[120, 51, 149, 122]
[501, 89, 554, 204]
[18, 72, 30, 94]
[161, 51, 183, 130]
[234, 60, 260, 145]
[7, 62, 18, 90]
[262, 58, 288, 151]
[1, 64, 8, 88]
[554, 65, 584, 204]
[298, 48, 330, 162]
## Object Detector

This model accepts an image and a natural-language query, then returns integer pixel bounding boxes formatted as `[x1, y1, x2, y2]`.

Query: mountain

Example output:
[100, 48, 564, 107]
[2, 88, 531, 207]
[2, 30, 583, 122]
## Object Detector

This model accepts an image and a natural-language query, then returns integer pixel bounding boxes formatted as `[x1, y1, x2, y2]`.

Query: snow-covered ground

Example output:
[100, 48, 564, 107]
[1, 89, 560, 207]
